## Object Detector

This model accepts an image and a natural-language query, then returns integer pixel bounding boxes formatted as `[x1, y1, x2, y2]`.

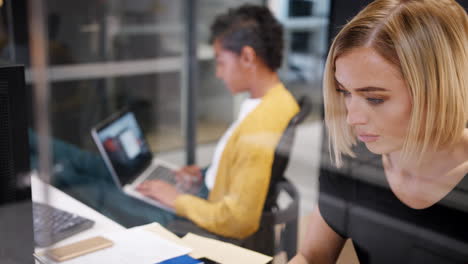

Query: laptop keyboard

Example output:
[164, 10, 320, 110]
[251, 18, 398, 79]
[33, 202, 95, 247]
[146, 166, 177, 185]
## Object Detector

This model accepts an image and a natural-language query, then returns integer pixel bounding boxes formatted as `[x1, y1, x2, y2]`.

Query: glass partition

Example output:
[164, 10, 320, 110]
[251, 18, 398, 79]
[1, 0, 333, 262]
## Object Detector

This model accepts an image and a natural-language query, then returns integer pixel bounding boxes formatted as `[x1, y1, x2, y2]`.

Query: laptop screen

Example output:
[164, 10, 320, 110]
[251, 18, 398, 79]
[93, 111, 153, 186]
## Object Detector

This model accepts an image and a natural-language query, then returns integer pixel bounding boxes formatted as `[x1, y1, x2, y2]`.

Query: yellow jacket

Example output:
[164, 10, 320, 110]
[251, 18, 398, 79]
[174, 83, 299, 239]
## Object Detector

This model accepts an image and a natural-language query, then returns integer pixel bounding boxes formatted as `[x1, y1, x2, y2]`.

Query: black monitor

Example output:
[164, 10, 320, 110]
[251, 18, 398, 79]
[327, 0, 373, 47]
[458, 0, 468, 11]
[327, 0, 468, 48]
[0, 65, 35, 263]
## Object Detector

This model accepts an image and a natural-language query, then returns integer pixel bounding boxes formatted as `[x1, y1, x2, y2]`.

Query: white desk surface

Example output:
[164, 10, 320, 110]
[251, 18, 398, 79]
[31, 174, 125, 251]
[30, 175, 272, 264]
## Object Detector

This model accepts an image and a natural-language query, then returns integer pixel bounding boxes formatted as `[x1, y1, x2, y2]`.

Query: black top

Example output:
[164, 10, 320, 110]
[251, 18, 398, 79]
[319, 147, 468, 264]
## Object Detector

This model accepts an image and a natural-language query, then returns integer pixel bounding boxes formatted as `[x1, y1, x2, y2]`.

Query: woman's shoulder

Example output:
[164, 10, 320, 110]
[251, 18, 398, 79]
[243, 90, 299, 133]
[437, 164, 468, 211]
[446, 156, 468, 193]
[260, 83, 300, 113]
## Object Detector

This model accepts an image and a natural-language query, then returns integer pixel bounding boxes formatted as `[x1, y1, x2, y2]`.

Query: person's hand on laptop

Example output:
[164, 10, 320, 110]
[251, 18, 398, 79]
[174, 165, 203, 193]
[175, 165, 202, 181]
[136, 180, 181, 208]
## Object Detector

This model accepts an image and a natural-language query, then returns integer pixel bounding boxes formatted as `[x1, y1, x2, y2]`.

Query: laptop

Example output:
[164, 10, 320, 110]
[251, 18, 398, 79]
[91, 110, 178, 212]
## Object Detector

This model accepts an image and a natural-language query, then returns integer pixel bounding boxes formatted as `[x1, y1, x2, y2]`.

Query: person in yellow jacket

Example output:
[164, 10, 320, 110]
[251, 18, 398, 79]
[137, 4, 299, 239]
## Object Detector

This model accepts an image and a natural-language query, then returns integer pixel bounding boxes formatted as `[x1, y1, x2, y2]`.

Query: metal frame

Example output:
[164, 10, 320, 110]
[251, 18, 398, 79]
[182, 0, 198, 165]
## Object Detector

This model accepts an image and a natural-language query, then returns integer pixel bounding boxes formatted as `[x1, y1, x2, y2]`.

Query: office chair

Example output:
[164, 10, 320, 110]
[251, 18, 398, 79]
[167, 96, 312, 260]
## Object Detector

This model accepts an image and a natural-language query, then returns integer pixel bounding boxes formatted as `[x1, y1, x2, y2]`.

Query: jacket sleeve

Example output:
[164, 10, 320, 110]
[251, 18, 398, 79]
[173, 135, 276, 239]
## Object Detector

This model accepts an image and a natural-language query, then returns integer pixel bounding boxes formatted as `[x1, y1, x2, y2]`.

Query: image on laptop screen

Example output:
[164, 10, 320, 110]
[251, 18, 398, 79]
[96, 112, 153, 185]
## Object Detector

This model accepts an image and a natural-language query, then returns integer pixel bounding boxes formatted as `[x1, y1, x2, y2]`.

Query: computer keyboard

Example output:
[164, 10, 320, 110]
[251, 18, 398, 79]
[146, 166, 177, 184]
[33, 202, 95, 247]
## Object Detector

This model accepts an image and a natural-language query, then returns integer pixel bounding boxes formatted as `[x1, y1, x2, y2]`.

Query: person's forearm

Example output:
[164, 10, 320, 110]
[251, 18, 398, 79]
[289, 254, 309, 264]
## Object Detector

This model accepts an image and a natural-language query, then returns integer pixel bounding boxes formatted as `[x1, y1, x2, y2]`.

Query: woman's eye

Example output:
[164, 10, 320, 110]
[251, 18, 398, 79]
[366, 98, 384, 105]
[336, 89, 351, 96]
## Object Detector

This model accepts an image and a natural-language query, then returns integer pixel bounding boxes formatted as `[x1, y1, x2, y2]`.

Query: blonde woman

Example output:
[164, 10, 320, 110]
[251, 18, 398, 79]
[291, 0, 468, 263]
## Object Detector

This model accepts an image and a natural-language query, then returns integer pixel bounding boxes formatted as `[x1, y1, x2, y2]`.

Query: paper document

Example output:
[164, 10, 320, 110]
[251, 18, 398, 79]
[36, 228, 191, 264]
[143, 222, 189, 247]
[140, 223, 272, 264]
[181, 233, 272, 264]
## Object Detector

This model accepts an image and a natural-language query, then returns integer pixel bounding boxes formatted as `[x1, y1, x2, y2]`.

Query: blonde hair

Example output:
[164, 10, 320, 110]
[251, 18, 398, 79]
[324, 0, 468, 167]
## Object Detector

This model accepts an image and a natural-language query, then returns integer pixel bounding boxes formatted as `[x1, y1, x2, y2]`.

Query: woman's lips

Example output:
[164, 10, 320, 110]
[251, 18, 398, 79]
[358, 134, 380, 143]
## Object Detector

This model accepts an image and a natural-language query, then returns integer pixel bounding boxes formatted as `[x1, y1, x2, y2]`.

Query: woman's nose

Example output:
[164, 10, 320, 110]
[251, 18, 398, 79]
[346, 99, 368, 126]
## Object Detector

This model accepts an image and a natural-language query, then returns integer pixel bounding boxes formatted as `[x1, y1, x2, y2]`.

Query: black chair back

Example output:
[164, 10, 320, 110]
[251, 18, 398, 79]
[263, 95, 312, 211]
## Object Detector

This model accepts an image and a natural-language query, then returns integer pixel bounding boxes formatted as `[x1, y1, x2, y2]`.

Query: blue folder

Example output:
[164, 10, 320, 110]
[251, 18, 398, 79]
[157, 254, 203, 264]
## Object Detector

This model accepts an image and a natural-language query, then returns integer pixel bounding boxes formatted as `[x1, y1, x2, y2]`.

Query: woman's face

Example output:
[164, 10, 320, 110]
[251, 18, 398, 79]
[334, 47, 412, 155]
[213, 39, 249, 94]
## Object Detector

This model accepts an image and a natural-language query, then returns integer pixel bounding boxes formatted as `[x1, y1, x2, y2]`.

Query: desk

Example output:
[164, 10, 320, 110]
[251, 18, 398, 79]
[31, 175, 272, 264]
[31, 174, 125, 251]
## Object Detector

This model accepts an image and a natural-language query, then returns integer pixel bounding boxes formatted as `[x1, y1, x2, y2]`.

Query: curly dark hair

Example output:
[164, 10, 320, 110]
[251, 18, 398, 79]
[210, 4, 284, 72]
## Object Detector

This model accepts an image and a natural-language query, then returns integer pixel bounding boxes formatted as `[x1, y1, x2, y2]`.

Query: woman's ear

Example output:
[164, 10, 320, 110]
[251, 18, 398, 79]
[239, 46, 256, 69]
